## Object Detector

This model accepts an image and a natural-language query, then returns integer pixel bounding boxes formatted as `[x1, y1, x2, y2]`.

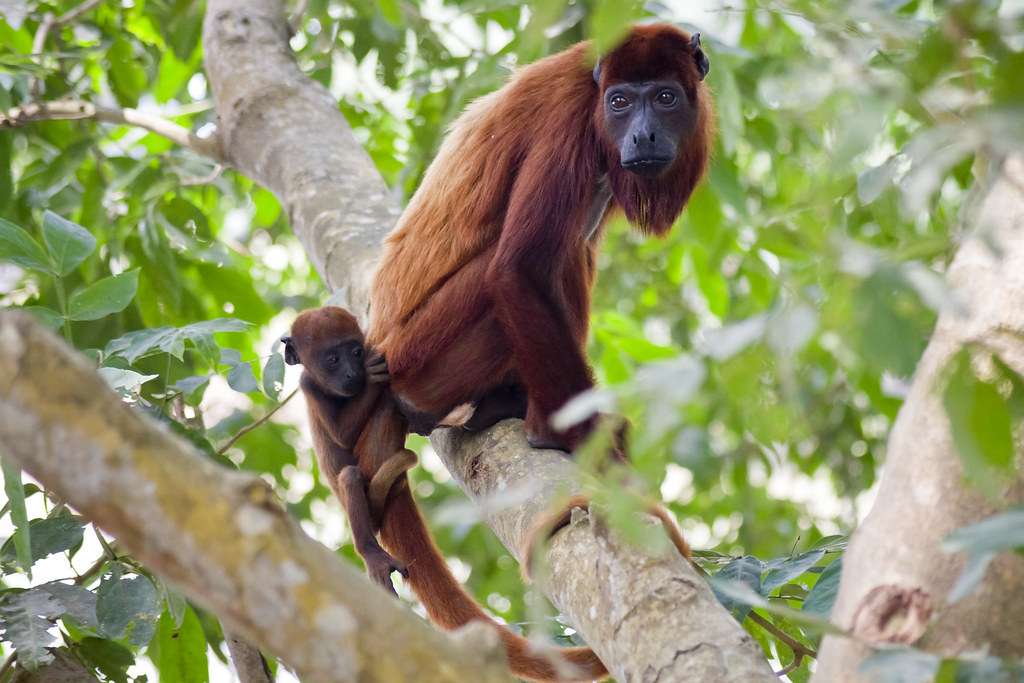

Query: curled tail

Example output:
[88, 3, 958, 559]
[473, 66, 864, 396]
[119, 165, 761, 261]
[379, 483, 608, 683]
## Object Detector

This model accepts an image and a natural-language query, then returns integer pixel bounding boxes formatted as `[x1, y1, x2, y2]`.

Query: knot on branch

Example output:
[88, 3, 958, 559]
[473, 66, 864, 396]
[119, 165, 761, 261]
[850, 584, 933, 646]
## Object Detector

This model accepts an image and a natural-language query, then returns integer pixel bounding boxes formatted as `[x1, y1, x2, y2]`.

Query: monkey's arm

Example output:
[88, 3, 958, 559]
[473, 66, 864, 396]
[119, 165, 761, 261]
[308, 420, 407, 592]
[486, 149, 597, 450]
[337, 464, 408, 593]
[301, 368, 385, 453]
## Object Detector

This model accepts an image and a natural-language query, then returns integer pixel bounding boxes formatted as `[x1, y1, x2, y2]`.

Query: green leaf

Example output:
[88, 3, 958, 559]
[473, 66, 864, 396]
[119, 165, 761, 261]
[1, 508, 85, 565]
[98, 367, 160, 393]
[1, 457, 32, 575]
[105, 319, 249, 363]
[42, 211, 96, 276]
[262, 351, 285, 400]
[0, 217, 53, 273]
[171, 376, 211, 406]
[152, 607, 209, 683]
[943, 508, 1024, 555]
[108, 37, 147, 106]
[20, 306, 65, 331]
[943, 350, 1016, 495]
[0, 590, 62, 669]
[227, 361, 259, 393]
[589, 0, 643, 53]
[763, 549, 825, 593]
[39, 582, 99, 629]
[97, 574, 162, 647]
[68, 270, 140, 321]
[712, 555, 764, 620]
[946, 552, 993, 604]
[859, 647, 940, 683]
[802, 557, 842, 617]
[77, 636, 134, 683]
[378, 0, 401, 25]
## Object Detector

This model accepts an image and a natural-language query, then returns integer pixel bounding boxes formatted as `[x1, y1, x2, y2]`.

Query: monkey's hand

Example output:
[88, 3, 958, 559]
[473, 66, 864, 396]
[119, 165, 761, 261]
[365, 351, 389, 384]
[363, 549, 408, 595]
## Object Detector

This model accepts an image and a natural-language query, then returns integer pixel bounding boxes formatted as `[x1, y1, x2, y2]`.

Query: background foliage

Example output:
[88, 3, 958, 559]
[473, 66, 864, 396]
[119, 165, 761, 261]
[1, 0, 1023, 681]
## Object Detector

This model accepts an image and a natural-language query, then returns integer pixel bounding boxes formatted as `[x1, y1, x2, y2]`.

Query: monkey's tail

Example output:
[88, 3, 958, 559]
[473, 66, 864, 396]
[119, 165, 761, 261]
[379, 482, 608, 683]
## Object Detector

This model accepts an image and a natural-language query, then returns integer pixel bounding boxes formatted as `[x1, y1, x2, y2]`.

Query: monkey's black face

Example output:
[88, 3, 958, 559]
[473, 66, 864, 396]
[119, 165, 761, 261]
[314, 340, 367, 397]
[282, 336, 367, 397]
[603, 79, 695, 178]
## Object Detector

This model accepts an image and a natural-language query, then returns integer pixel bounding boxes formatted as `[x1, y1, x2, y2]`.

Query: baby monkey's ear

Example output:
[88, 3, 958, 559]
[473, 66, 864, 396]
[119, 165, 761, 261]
[281, 336, 301, 365]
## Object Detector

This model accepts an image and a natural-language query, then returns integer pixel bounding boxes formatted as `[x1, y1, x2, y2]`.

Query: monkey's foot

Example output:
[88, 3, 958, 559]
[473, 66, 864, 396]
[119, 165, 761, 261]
[439, 402, 476, 427]
[525, 431, 571, 453]
[364, 550, 408, 595]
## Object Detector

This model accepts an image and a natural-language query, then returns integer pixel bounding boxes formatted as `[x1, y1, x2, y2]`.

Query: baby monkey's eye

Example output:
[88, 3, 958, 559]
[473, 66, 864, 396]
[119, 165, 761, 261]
[352, 346, 363, 358]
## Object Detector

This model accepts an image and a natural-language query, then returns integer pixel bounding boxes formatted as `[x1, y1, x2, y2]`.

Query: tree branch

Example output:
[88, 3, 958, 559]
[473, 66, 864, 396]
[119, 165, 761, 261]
[0, 101, 224, 162]
[0, 311, 513, 683]
[217, 388, 298, 455]
[812, 155, 1024, 680]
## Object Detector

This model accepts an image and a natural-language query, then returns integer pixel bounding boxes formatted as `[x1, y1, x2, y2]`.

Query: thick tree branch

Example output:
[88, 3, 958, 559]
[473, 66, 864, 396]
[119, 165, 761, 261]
[0, 311, 513, 683]
[813, 155, 1024, 680]
[1, 101, 224, 161]
[201, 0, 776, 680]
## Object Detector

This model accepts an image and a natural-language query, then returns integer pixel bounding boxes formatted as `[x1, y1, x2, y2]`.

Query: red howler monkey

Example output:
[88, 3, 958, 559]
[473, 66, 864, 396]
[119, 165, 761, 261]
[287, 23, 712, 683]
[370, 24, 713, 453]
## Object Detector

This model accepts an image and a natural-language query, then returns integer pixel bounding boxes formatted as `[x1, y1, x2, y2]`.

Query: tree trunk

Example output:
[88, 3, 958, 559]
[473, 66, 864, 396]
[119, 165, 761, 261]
[813, 155, 1024, 680]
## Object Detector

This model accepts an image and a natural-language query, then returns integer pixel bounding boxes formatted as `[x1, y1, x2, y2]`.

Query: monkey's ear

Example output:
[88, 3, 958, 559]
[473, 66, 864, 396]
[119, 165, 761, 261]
[690, 32, 710, 81]
[281, 336, 301, 365]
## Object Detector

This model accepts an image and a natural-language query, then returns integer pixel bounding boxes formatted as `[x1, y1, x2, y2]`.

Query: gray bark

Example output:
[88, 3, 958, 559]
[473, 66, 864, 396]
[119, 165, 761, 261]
[813, 156, 1024, 680]
[201, 0, 775, 680]
[0, 312, 513, 683]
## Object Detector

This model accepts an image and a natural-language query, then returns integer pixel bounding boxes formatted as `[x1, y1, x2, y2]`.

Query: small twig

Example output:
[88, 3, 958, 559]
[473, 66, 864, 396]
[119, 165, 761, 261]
[775, 653, 805, 677]
[53, 0, 104, 27]
[181, 164, 226, 186]
[217, 388, 299, 455]
[1, 101, 224, 162]
[747, 610, 817, 674]
[73, 553, 112, 586]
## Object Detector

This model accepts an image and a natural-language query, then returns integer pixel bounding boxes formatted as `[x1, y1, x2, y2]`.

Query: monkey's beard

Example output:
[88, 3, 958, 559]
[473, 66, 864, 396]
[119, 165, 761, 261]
[609, 163, 690, 237]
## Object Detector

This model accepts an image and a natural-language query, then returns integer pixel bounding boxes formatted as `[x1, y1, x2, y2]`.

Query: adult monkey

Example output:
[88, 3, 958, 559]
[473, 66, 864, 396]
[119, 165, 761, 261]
[288, 23, 712, 682]
[371, 23, 713, 452]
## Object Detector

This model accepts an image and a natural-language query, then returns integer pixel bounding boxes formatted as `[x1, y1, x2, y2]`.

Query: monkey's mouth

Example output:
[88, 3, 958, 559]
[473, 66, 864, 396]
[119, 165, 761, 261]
[622, 157, 672, 176]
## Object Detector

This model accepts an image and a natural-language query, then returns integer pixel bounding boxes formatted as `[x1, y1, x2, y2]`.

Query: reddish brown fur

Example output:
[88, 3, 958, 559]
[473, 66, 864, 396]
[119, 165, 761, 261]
[296, 24, 713, 683]
[291, 308, 607, 682]
[370, 23, 713, 450]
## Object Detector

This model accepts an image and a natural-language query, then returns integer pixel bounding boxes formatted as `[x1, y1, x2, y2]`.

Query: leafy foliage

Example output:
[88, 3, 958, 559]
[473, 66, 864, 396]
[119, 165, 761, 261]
[1, 0, 1023, 680]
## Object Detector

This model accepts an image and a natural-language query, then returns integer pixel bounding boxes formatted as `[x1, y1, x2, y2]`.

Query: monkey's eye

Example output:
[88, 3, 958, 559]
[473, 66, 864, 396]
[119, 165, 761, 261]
[352, 346, 363, 359]
[656, 90, 678, 106]
[609, 94, 630, 111]
[325, 353, 339, 368]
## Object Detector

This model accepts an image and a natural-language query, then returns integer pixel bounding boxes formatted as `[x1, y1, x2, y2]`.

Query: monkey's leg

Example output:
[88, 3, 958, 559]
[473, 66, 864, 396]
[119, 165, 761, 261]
[367, 448, 417, 529]
[462, 383, 528, 431]
[337, 466, 408, 593]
